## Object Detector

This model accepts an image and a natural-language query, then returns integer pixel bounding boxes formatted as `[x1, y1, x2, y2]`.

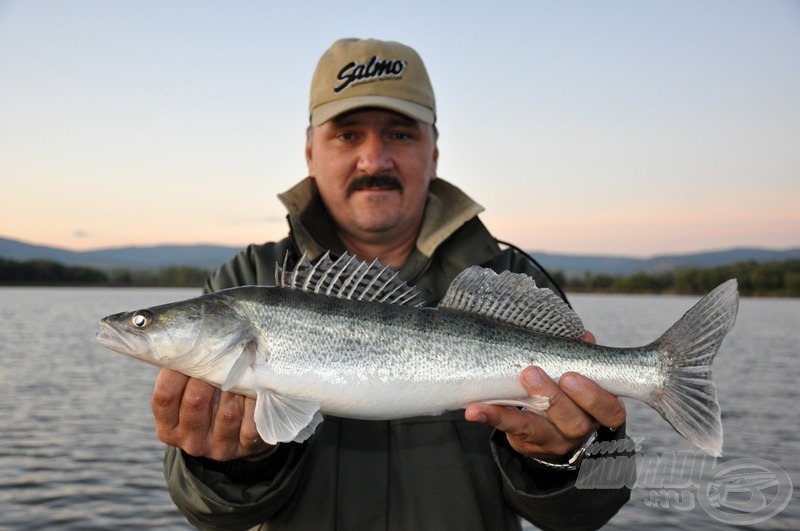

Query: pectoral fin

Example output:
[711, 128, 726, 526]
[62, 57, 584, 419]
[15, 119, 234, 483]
[254, 388, 323, 445]
[221, 340, 258, 392]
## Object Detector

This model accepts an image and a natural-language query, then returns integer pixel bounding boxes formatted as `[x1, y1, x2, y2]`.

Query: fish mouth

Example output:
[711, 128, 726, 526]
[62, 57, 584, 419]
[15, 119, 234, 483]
[96, 319, 141, 356]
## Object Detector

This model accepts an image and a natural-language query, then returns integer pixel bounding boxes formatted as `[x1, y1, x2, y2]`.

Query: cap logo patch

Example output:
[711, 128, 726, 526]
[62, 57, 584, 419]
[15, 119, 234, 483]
[335, 55, 406, 93]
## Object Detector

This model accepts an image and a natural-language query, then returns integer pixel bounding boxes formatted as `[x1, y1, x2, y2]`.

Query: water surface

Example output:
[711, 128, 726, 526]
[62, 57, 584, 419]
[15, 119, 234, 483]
[0, 288, 796, 529]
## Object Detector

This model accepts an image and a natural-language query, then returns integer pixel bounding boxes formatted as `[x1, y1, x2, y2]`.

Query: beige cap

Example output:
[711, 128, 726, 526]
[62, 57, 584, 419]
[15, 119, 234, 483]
[309, 38, 436, 126]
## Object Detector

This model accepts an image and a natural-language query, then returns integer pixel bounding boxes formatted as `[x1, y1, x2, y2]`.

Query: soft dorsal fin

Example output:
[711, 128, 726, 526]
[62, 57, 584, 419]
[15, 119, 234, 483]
[276, 252, 423, 306]
[438, 267, 586, 340]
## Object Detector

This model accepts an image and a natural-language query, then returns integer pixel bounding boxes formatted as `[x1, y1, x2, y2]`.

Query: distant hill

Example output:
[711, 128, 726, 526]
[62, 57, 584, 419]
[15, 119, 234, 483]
[1, 236, 799, 276]
[532, 248, 800, 277]
[0, 236, 242, 271]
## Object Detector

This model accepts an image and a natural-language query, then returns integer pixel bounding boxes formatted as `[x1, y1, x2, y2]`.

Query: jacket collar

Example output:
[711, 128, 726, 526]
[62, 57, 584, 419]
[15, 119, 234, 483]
[277, 177, 485, 263]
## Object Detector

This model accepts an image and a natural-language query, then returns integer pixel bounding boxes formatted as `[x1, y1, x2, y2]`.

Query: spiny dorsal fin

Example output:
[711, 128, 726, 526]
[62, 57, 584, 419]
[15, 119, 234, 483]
[276, 252, 423, 306]
[438, 267, 585, 339]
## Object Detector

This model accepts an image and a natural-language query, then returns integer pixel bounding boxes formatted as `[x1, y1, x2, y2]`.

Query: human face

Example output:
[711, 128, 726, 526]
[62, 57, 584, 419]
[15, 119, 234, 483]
[306, 108, 438, 248]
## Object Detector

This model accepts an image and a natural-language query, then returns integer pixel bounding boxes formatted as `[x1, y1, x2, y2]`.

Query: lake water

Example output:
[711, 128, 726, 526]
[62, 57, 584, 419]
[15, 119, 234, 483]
[0, 287, 796, 530]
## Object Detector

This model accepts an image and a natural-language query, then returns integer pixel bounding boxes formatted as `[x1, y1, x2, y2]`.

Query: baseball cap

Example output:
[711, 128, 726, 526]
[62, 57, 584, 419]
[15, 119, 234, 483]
[309, 38, 436, 126]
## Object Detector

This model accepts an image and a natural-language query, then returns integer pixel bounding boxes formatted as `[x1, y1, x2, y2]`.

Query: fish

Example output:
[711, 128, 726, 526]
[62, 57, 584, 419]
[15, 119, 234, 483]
[96, 252, 738, 455]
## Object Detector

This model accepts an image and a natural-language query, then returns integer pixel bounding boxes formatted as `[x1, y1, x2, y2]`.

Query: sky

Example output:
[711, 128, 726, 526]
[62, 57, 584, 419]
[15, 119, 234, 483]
[1, 1, 798, 257]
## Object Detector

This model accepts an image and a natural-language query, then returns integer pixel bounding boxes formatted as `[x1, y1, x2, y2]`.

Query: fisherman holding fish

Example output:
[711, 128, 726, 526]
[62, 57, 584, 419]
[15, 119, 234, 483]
[147, 38, 636, 529]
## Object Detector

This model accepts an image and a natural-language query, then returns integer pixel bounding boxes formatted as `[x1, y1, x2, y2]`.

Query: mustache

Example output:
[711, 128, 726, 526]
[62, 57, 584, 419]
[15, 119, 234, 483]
[347, 175, 402, 196]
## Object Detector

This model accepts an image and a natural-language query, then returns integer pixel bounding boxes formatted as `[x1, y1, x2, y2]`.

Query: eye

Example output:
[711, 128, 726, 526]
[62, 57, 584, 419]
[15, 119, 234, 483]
[131, 310, 153, 328]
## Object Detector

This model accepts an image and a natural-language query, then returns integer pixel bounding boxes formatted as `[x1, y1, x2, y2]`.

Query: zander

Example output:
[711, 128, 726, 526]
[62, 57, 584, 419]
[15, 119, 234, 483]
[96, 253, 738, 455]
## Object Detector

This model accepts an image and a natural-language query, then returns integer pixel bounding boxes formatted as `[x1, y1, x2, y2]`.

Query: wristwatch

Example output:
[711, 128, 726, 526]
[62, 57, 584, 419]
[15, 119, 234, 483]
[531, 431, 598, 471]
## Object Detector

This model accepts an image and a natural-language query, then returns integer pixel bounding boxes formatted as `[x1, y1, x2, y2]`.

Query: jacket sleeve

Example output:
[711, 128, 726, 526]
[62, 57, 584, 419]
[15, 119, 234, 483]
[163, 239, 307, 529]
[490, 427, 633, 531]
[202, 240, 295, 293]
[164, 444, 308, 530]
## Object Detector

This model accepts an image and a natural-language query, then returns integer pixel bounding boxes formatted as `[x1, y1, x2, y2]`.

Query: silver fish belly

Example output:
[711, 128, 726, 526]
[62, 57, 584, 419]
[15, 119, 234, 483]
[97, 252, 738, 455]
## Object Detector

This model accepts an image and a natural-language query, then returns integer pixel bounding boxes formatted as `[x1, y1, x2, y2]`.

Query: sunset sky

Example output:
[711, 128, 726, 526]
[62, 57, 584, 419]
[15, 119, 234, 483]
[1, 1, 798, 257]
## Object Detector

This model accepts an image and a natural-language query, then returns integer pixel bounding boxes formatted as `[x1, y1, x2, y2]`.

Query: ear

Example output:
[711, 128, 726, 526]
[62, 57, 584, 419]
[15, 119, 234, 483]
[305, 126, 315, 176]
[430, 145, 439, 181]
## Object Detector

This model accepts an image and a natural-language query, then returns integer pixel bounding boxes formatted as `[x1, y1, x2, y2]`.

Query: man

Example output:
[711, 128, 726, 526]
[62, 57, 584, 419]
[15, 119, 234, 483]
[153, 38, 631, 530]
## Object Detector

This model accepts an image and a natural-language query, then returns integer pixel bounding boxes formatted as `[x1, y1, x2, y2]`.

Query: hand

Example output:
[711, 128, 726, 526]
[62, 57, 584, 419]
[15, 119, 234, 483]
[152, 368, 276, 462]
[464, 334, 626, 462]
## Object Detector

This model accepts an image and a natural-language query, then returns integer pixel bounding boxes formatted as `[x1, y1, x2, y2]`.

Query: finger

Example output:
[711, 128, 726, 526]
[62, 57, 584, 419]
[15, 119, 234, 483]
[559, 372, 626, 430]
[582, 330, 597, 344]
[240, 395, 261, 446]
[465, 402, 559, 445]
[239, 396, 279, 461]
[152, 368, 190, 435]
[205, 390, 275, 461]
[177, 377, 218, 456]
[209, 391, 275, 461]
[521, 367, 596, 441]
[208, 390, 246, 459]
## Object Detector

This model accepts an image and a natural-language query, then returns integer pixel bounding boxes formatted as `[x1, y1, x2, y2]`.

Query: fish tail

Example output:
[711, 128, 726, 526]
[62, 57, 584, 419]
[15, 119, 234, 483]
[647, 279, 739, 456]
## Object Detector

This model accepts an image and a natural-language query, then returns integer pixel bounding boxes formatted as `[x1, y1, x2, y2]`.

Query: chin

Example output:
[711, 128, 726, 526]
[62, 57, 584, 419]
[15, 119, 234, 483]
[353, 213, 405, 234]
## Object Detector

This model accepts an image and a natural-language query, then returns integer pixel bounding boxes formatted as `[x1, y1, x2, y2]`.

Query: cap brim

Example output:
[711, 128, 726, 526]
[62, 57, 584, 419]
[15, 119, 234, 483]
[311, 96, 435, 126]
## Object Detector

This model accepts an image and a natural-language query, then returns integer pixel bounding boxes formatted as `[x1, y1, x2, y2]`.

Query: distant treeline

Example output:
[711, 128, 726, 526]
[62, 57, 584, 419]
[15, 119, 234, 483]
[552, 259, 800, 297]
[0, 258, 210, 288]
[2, 257, 800, 296]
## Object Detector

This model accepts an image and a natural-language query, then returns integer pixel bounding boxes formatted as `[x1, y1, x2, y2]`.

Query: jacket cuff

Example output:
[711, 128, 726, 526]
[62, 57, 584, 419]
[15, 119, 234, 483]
[491, 423, 630, 494]
[490, 425, 633, 530]
[163, 443, 309, 529]
[192, 443, 292, 486]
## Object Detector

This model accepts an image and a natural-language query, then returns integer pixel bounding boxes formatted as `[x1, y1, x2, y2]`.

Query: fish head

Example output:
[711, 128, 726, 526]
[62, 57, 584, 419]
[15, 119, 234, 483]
[96, 293, 256, 371]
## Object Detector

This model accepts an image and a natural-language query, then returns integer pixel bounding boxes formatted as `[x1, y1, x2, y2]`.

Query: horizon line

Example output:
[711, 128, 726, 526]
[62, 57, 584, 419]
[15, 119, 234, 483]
[2, 234, 799, 261]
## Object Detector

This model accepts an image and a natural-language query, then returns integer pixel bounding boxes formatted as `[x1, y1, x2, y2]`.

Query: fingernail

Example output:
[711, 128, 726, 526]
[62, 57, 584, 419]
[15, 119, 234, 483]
[523, 367, 542, 387]
[466, 409, 487, 424]
[561, 374, 579, 391]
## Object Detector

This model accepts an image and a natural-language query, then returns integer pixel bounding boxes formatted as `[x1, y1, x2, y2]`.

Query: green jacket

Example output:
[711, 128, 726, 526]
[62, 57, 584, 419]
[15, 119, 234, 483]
[163, 178, 631, 530]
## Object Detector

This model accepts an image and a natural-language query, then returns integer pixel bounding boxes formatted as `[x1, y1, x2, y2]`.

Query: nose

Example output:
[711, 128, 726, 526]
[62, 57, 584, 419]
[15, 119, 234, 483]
[356, 133, 393, 175]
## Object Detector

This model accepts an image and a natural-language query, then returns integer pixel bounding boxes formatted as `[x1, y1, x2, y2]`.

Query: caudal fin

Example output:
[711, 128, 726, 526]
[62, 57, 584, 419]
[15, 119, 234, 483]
[648, 279, 739, 456]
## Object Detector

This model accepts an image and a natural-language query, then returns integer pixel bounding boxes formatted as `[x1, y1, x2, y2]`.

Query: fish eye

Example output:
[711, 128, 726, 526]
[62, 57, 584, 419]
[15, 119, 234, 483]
[131, 310, 153, 328]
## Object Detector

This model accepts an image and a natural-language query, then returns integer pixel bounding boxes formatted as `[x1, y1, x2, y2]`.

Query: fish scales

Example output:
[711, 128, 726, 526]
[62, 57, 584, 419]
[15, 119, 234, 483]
[233, 288, 555, 417]
[240, 287, 660, 392]
[97, 252, 738, 454]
